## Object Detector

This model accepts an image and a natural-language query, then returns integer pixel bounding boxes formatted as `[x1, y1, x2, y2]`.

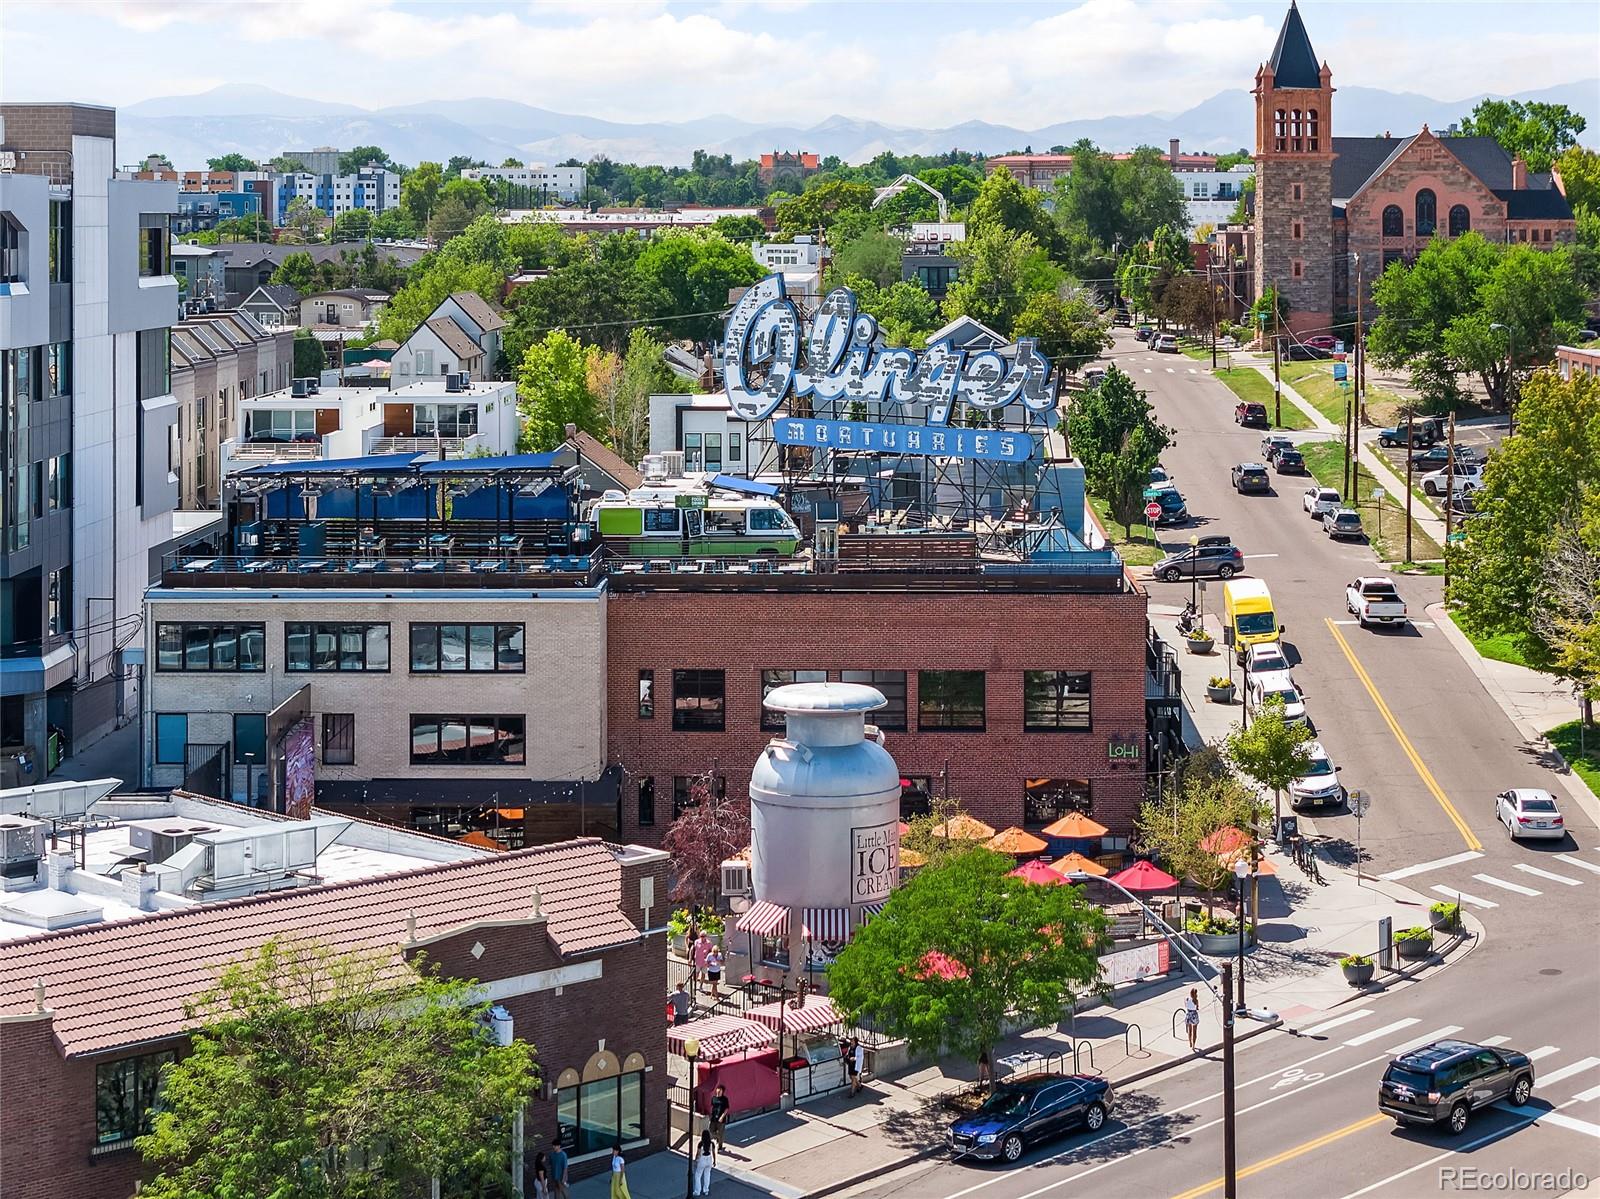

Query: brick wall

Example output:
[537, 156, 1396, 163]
[1253, 80, 1336, 335]
[606, 587, 1149, 844]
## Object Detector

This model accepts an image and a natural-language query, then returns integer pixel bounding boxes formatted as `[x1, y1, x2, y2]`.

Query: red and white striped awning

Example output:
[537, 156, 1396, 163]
[803, 907, 852, 942]
[858, 901, 887, 923]
[734, 902, 859, 940]
[746, 993, 844, 1035]
[668, 1015, 776, 1061]
[735, 900, 789, 937]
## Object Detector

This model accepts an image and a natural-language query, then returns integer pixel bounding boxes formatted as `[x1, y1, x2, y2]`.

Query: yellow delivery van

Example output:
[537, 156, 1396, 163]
[1222, 578, 1280, 662]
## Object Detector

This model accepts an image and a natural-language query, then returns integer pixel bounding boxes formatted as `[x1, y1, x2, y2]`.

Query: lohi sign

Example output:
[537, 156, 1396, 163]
[850, 821, 899, 904]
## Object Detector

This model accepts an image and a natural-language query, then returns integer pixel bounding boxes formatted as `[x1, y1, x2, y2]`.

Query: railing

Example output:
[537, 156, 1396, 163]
[161, 552, 602, 589]
[228, 440, 323, 461]
[369, 435, 468, 456]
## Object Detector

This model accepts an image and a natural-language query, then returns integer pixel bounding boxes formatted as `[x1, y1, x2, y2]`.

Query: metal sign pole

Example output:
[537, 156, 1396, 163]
[1348, 789, 1369, 885]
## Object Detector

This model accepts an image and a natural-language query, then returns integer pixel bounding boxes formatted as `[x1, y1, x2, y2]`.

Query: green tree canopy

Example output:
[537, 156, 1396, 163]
[632, 232, 763, 341]
[519, 330, 601, 451]
[826, 228, 906, 290]
[1065, 366, 1173, 536]
[505, 232, 647, 358]
[710, 214, 767, 242]
[1460, 99, 1588, 174]
[827, 847, 1108, 1071]
[1135, 768, 1265, 915]
[427, 178, 493, 245]
[941, 226, 1064, 337]
[206, 152, 258, 172]
[1012, 289, 1112, 371]
[338, 145, 397, 174]
[268, 155, 305, 174]
[369, 207, 418, 241]
[1555, 146, 1600, 214]
[329, 208, 373, 242]
[1225, 700, 1316, 829]
[271, 251, 317, 293]
[829, 274, 941, 348]
[292, 328, 324, 377]
[135, 938, 536, 1199]
[282, 197, 327, 243]
[967, 167, 1060, 257]
[1052, 141, 1187, 259]
[401, 161, 445, 231]
[775, 180, 875, 234]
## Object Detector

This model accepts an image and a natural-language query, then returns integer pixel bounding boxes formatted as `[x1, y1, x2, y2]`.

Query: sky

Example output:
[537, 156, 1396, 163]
[3, 0, 1597, 128]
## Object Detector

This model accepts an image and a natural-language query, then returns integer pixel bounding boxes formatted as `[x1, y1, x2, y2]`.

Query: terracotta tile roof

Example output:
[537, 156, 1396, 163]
[424, 315, 485, 361]
[448, 289, 508, 333]
[0, 839, 639, 1057]
[565, 428, 642, 490]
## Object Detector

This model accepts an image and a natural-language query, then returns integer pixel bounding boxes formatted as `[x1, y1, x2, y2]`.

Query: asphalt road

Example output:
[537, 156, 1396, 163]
[844, 333, 1600, 1198]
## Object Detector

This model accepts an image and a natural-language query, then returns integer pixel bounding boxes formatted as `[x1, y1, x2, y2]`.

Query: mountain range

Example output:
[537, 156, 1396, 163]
[119, 79, 1599, 171]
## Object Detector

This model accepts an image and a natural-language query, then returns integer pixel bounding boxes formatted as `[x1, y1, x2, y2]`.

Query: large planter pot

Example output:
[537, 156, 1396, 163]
[1189, 929, 1253, 956]
[1396, 935, 1434, 961]
[1206, 683, 1236, 704]
[1341, 961, 1375, 987]
[1186, 636, 1215, 656]
[1429, 908, 1460, 933]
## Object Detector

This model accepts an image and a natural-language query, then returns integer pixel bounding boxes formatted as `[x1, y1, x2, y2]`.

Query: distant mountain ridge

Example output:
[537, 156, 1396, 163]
[118, 79, 1599, 170]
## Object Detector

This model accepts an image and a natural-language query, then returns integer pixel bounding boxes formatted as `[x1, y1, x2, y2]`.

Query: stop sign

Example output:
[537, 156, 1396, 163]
[1145, 501, 1162, 521]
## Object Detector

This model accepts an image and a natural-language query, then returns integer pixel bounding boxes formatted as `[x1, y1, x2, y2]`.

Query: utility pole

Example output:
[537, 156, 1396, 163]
[1271, 282, 1282, 429]
[1404, 409, 1415, 565]
[1444, 410, 1457, 591]
[1348, 256, 1363, 498]
[1222, 961, 1238, 1199]
[1209, 264, 1219, 371]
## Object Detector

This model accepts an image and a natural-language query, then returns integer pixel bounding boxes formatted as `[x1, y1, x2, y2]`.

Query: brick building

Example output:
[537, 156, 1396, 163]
[1253, 2, 1577, 335]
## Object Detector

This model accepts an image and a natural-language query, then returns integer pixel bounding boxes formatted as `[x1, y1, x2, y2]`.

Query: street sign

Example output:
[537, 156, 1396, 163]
[1333, 363, 1348, 381]
[1372, 487, 1385, 501]
[1199, 580, 1208, 593]
[1335, 340, 1346, 354]
[1349, 789, 1370, 818]
[1145, 501, 1162, 521]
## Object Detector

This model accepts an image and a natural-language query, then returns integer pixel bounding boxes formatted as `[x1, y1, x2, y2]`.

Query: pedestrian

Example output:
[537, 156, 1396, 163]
[709, 1083, 731, 1152]
[693, 1127, 717, 1195]
[1185, 988, 1200, 1051]
[977, 1049, 991, 1089]
[687, 911, 701, 985]
[532, 1150, 550, 1199]
[692, 931, 713, 997]
[841, 1036, 859, 1093]
[548, 1133, 571, 1199]
[670, 981, 693, 1026]
[706, 944, 724, 1000]
[610, 1143, 631, 1199]
[852, 1036, 867, 1095]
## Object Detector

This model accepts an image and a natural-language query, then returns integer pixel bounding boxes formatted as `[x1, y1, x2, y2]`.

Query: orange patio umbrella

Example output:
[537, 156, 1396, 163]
[988, 826, 1049, 856]
[1008, 859, 1066, 885]
[1048, 852, 1108, 878]
[899, 848, 928, 868]
[1040, 811, 1109, 839]
[1199, 826, 1251, 855]
[929, 813, 996, 840]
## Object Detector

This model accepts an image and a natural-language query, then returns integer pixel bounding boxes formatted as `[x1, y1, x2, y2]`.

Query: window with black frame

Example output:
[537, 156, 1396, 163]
[409, 715, 526, 765]
[637, 777, 655, 827]
[286, 623, 389, 672]
[1024, 671, 1092, 731]
[156, 623, 265, 672]
[1023, 779, 1092, 829]
[842, 670, 907, 730]
[409, 623, 524, 672]
[760, 669, 826, 731]
[556, 1069, 645, 1157]
[637, 669, 654, 718]
[322, 713, 355, 765]
[917, 670, 985, 731]
[673, 669, 725, 731]
[95, 1048, 176, 1145]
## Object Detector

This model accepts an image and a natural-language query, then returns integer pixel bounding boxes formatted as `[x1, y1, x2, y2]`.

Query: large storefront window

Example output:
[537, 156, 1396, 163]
[760, 669, 826, 732]
[410, 715, 526, 766]
[917, 670, 985, 731]
[1023, 779, 1092, 829]
[673, 669, 726, 731]
[96, 1048, 176, 1145]
[156, 623, 265, 672]
[842, 670, 907, 731]
[556, 1055, 647, 1158]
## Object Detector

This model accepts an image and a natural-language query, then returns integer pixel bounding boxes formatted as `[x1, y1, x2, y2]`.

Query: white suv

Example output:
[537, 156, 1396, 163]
[1248, 671, 1310, 727]
[1289, 742, 1345, 810]
[1303, 486, 1341, 518]
[1421, 462, 1483, 497]
[1245, 641, 1291, 677]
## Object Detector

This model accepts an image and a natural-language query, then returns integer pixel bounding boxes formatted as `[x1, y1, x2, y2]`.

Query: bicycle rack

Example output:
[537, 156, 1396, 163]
[1125, 1023, 1146, 1058]
[1172, 1008, 1187, 1040]
[1073, 1040, 1098, 1075]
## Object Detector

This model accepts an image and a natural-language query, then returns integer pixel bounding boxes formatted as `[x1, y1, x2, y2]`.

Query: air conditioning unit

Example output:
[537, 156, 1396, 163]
[660, 450, 685, 477]
[459, 371, 473, 389]
[720, 859, 751, 900]
[0, 816, 45, 889]
[444, 373, 464, 393]
[291, 377, 312, 398]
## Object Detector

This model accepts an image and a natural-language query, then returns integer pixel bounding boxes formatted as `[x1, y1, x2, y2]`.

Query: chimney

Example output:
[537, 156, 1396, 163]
[1512, 156, 1528, 190]
[564, 422, 578, 439]
[46, 847, 74, 891]
[1169, 138, 1181, 167]
[121, 864, 159, 912]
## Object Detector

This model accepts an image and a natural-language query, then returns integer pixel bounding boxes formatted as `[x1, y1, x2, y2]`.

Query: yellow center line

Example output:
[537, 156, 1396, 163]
[1324, 618, 1483, 852]
[1169, 1113, 1390, 1199]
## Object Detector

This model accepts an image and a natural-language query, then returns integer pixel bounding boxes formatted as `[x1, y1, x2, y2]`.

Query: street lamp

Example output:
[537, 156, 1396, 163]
[683, 1037, 701, 1199]
[1222, 961, 1238, 1199]
[1233, 858, 1250, 1015]
[1490, 322, 1516, 435]
[1188, 534, 1200, 612]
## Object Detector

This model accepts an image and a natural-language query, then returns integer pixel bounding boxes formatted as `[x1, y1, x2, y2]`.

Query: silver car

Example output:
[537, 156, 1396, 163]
[1494, 788, 1565, 840]
[1323, 508, 1364, 539]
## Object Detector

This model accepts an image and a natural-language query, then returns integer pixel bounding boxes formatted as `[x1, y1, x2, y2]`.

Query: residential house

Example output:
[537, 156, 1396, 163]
[239, 283, 302, 329]
[391, 290, 507, 382]
[299, 288, 388, 329]
[554, 425, 644, 500]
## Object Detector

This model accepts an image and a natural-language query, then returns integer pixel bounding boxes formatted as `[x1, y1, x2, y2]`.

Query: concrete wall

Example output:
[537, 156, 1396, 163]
[107, 179, 177, 337]
[0, 171, 50, 349]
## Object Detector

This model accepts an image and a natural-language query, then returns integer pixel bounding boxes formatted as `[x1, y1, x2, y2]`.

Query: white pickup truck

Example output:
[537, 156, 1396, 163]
[1345, 576, 1407, 627]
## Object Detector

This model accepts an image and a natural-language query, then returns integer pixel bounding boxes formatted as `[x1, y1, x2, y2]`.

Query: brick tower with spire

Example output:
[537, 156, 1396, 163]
[1253, 1, 1335, 335]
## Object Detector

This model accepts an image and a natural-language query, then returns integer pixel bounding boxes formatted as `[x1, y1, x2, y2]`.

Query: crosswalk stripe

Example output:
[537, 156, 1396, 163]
[1430, 884, 1497, 909]
[1389, 1026, 1463, 1054]
[1515, 863, 1583, 886]
[1166, 367, 1176, 373]
[1503, 1107, 1600, 1140]
[1380, 851, 1484, 881]
[1300, 1009, 1373, 1036]
[1144, 369, 1153, 374]
[1529, 1046, 1560, 1061]
[1573, 1083, 1600, 1103]
[1539, 1057, 1600, 1086]
[1554, 854, 1600, 876]
[1481, 1036, 1511, 1046]
[1473, 872, 1541, 896]
[1345, 1018, 1420, 1046]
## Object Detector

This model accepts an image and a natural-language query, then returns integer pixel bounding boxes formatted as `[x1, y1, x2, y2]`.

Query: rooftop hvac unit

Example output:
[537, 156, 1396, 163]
[0, 778, 118, 820]
[444, 372, 464, 393]
[124, 819, 224, 863]
[659, 450, 685, 477]
[639, 455, 666, 481]
[291, 377, 311, 398]
[0, 816, 45, 886]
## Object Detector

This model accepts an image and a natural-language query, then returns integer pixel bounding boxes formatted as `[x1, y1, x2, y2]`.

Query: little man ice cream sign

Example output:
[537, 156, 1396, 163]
[851, 821, 899, 903]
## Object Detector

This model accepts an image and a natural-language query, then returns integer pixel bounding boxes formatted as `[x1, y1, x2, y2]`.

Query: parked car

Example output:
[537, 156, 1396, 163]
[1288, 741, 1344, 809]
[1379, 1040, 1535, 1134]
[1260, 434, 1295, 461]
[1083, 366, 1107, 385]
[1235, 401, 1269, 427]
[1148, 466, 1171, 485]
[1447, 492, 1478, 518]
[1154, 542, 1244, 582]
[1408, 445, 1479, 472]
[1303, 486, 1341, 518]
[1135, 326, 1154, 342]
[1274, 449, 1305, 474]
[1282, 338, 1328, 361]
[1155, 333, 1179, 353]
[947, 1074, 1115, 1164]
[1244, 641, 1291, 677]
[1232, 462, 1271, 493]
[1378, 423, 1437, 449]
[1345, 577, 1408, 627]
[1248, 671, 1309, 726]
[1147, 487, 1189, 525]
[1421, 462, 1483, 496]
[1323, 508, 1364, 539]
[1304, 335, 1340, 354]
[1494, 788, 1565, 841]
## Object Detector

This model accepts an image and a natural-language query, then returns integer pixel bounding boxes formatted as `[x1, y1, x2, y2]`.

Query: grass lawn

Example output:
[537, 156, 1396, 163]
[1179, 339, 1214, 362]
[1280, 360, 1412, 427]
[1446, 614, 1535, 669]
[1087, 494, 1165, 567]
[1297, 441, 1444, 564]
[1213, 367, 1313, 431]
[1545, 720, 1600, 797]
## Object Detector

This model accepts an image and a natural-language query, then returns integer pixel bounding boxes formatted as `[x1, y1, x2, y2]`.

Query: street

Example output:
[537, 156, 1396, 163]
[836, 332, 1600, 1198]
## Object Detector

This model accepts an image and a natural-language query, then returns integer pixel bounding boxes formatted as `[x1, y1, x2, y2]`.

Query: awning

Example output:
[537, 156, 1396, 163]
[803, 907, 852, 942]
[239, 453, 422, 477]
[858, 901, 887, 923]
[668, 1015, 775, 1061]
[735, 900, 789, 937]
[733, 902, 856, 940]
[746, 994, 844, 1036]
[710, 473, 780, 497]
[416, 452, 562, 473]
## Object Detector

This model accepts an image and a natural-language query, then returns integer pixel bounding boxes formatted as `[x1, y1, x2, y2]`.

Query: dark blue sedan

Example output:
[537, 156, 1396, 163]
[947, 1073, 1114, 1164]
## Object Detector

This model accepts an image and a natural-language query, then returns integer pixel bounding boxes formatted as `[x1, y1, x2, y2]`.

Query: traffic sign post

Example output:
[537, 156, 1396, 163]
[1371, 488, 1385, 543]
[1145, 501, 1162, 522]
[1348, 788, 1370, 884]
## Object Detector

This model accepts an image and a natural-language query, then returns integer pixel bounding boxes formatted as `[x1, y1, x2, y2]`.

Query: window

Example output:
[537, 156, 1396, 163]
[841, 670, 907, 730]
[234, 713, 267, 765]
[1290, 109, 1303, 152]
[899, 774, 933, 819]
[47, 200, 72, 283]
[1292, 221, 1302, 240]
[918, 670, 985, 731]
[322, 713, 355, 765]
[702, 433, 723, 471]
[684, 432, 703, 471]
[1307, 109, 1319, 152]
[1273, 110, 1287, 153]
[414, 402, 479, 438]
[1291, 182, 1302, 202]
[761, 669, 827, 731]
[409, 715, 526, 765]
[643, 507, 679, 533]
[1023, 779, 1092, 829]
[1024, 671, 1092, 731]
[556, 1069, 646, 1158]
[673, 774, 726, 818]
[638, 777, 656, 827]
[409, 623, 524, 672]
[0, 214, 23, 283]
[728, 431, 742, 462]
[673, 669, 726, 731]
[638, 669, 655, 718]
[154, 623, 265, 672]
[46, 342, 71, 397]
[136, 328, 170, 401]
[286, 623, 389, 672]
[154, 714, 187, 765]
[1448, 204, 1470, 237]
[138, 214, 170, 278]
[1291, 259, 1304, 279]
[748, 507, 791, 532]
[1415, 188, 1437, 237]
[1381, 205, 1404, 237]
[1383, 249, 1404, 269]
[96, 1049, 176, 1145]
[46, 567, 69, 635]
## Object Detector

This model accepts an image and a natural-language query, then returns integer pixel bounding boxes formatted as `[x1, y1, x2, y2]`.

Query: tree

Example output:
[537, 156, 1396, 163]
[500, 157, 524, 169]
[135, 938, 536, 1199]
[505, 233, 646, 357]
[660, 769, 752, 906]
[941, 226, 1064, 337]
[826, 229, 906, 290]
[271, 251, 318, 293]
[827, 848, 1108, 1078]
[632, 232, 763, 342]
[292, 329, 324, 377]
[610, 327, 684, 464]
[1135, 768, 1264, 917]
[427, 178, 493, 244]
[1530, 503, 1600, 724]
[1214, 150, 1252, 172]
[1225, 699, 1316, 831]
[1156, 272, 1219, 339]
[774, 180, 875, 235]
[283, 197, 326, 243]
[1065, 366, 1173, 536]
[1228, 175, 1255, 226]
[857, 278, 940, 347]
[1554, 146, 1600, 214]
[710, 214, 766, 242]
[206, 152, 258, 172]
[1247, 283, 1289, 333]
[368, 207, 418, 241]
[967, 167, 1060, 257]
[267, 155, 305, 174]
[338, 145, 395, 175]
[329, 209, 373, 242]
[1012, 290, 1112, 371]
[519, 330, 600, 451]
[402, 161, 445, 231]
[1052, 141, 1186, 256]
[205, 214, 272, 244]
[1461, 99, 1587, 174]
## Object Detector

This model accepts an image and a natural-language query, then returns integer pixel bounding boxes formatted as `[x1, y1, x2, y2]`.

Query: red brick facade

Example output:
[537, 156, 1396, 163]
[606, 586, 1150, 845]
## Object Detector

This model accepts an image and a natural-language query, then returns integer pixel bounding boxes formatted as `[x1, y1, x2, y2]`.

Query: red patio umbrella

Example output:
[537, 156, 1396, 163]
[1007, 859, 1066, 886]
[1199, 826, 1250, 855]
[1108, 859, 1179, 892]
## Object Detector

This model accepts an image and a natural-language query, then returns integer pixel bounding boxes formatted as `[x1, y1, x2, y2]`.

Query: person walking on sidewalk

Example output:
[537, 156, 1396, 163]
[1185, 988, 1200, 1051]
[531, 1150, 550, 1199]
[692, 932, 713, 998]
[850, 1037, 867, 1095]
[706, 944, 724, 1000]
[548, 1135, 571, 1199]
[692, 1127, 717, 1195]
[670, 981, 693, 1027]
[610, 1143, 631, 1199]
[709, 1083, 731, 1151]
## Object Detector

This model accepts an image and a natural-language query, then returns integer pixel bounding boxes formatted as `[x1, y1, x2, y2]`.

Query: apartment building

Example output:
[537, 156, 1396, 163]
[1, 103, 182, 786]
[462, 163, 587, 203]
[275, 167, 400, 222]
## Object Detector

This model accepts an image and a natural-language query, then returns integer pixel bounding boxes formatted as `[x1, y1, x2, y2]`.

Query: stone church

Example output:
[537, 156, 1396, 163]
[1253, 1, 1577, 335]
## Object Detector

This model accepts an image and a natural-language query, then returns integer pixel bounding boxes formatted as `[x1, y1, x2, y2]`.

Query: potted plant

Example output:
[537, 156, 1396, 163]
[667, 909, 725, 953]
[1339, 953, 1375, 986]
[1206, 675, 1236, 704]
[1186, 627, 1215, 655]
[1394, 925, 1434, 961]
[1428, 901, 1461, 932]
[1184, 911, 1253, 956]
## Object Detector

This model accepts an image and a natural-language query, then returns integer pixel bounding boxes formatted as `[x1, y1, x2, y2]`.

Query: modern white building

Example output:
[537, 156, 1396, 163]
[647, 391, 767, 478]
[752, 235, 823, 304]
[1, 104, 182, 783]
[275, 168, 400, 222]
[462, 164, 586, 203]
[1179, 164, 1254, 232]
[390, 290, 508, 382]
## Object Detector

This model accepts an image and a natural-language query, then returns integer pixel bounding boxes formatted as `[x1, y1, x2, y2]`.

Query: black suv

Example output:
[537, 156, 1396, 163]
[1235, 402, 1268, 427]
[1232, 463, 1271, 493]
[1378, 1040, 1535, 1135]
